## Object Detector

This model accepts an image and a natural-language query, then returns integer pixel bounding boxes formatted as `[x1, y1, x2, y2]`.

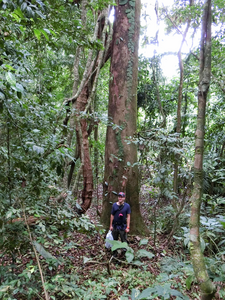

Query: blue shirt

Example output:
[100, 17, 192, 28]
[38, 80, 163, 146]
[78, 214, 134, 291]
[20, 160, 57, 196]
[111, 202, 131, 230]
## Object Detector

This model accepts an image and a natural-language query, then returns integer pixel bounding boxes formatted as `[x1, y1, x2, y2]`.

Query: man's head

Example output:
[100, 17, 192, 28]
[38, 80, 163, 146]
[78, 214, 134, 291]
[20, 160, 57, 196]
[118, 192, 125, 204]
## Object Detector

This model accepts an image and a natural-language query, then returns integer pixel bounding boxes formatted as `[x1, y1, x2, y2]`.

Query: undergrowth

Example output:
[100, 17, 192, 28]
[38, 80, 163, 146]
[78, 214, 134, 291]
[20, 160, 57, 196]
[0, 192, 225, 299]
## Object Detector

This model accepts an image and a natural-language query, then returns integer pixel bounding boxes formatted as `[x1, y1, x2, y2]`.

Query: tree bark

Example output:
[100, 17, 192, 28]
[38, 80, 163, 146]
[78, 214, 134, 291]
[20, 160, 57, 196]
[152, 62, 166, 127]
[101, 0, 147, 234]
[189, 1, 216, 299]
[64, 4, 112, 213]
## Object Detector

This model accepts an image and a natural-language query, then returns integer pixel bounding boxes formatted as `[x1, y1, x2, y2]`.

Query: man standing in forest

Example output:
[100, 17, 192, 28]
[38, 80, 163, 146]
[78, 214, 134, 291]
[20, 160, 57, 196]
[109, 192, 131, 256]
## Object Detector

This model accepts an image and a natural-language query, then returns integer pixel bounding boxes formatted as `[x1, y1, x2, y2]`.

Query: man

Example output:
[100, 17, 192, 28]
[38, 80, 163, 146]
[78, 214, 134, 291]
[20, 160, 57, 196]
[109, 192, 131, 247]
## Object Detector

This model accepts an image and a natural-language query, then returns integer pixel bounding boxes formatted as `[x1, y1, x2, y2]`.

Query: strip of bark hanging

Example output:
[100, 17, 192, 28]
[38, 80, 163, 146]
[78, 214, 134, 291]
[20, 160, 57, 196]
[73, 6, 112, 213]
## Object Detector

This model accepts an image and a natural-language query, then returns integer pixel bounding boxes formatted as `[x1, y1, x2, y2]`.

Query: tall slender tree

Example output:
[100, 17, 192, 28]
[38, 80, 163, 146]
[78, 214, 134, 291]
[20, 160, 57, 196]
[173, 0, 193, 210]
[189, 1, 216, 299]
[101, 0, 146, 234]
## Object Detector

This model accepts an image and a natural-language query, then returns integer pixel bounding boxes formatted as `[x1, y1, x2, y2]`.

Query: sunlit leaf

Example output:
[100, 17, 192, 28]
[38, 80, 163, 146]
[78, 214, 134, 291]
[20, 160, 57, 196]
[34, 28, 41, 40]
[6, 72, 16, 86]
[0, 286, 10, 292]
[33, 145, 44, 154]
[40, 29, 49, 41]
[13, 7, 24, 19]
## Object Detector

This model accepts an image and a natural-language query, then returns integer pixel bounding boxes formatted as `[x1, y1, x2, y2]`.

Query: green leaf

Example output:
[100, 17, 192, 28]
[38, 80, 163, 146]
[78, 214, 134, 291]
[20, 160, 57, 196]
[43, 28, 50, 34]
[170, 289, 186, 297]
[33, 145, 44, 154]
[12, 83, 24, 93]
[125, 250, 134, 263]
[129, 1, 136, 7]
[132, 260, 144, 266]
[136, 249, 154, 259]
[110, 240, 129, 251]
[221, 264, 225, 273]
[33, 241, 56, 260]
[138, 287, 153, 299]
[49, 29, 57, 36]
[220, 221, 225, 228]
[139, 238, 148, 246]
[186, 274, 194, 289]
[40, 29, 49, 41]
[3, 64, 15, 71]
[131, 289, 140, 300]
[119, 0, 128, 5]
[6, 72, 16, 86]
[200, 236, 206, 253]
[21, 2, 27, 11]
[83, 257, 92, 264]
[0, 285, 10, 292]
[34, 29, 41, 40]
[13, 7, 24, 19]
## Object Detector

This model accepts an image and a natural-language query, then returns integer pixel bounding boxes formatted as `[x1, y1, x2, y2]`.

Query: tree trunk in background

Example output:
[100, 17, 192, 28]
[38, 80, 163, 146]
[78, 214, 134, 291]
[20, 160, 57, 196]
[189, 1, 216, 299]
[75, 85, 93, 212]
[173, 0, 193, 210]
[101, 0, 147, 234]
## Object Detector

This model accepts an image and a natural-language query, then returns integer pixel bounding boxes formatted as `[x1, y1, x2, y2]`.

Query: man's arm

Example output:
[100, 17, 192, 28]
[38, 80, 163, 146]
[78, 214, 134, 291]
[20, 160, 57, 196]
[125, 214, 130, 232]
[110, 214, 114, 231]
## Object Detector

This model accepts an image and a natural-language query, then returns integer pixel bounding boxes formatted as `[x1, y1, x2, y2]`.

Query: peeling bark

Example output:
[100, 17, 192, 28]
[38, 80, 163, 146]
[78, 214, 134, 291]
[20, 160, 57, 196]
[64, 4, 112, 213]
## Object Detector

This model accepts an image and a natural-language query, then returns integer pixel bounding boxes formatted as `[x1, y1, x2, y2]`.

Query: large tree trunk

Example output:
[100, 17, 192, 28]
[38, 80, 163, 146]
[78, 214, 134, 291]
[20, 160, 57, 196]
[101, 0, 147, 234]
[189, 1, 216, 299]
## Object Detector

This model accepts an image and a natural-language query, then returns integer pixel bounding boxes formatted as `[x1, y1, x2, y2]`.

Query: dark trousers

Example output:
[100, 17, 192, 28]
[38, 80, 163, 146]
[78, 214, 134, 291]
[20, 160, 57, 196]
[112, 228, 127, 243]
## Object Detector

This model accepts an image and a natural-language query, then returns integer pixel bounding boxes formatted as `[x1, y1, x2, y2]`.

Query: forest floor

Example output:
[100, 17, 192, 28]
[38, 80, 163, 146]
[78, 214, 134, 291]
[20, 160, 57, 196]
[1, 186, 224, 299]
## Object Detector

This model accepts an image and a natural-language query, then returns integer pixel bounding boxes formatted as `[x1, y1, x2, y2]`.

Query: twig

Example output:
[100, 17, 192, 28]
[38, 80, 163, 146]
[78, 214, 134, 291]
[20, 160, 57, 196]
[23, 209, 50, 300]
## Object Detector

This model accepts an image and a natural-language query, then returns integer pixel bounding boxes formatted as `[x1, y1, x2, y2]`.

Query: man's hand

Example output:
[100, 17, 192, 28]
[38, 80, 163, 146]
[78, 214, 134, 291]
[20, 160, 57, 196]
[110, 226, 113, 231]
[125, 228, 129, 233]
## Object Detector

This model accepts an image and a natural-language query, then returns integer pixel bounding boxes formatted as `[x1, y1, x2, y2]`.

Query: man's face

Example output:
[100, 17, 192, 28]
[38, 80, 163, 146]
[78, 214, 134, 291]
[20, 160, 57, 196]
[118, 196, 125, 204]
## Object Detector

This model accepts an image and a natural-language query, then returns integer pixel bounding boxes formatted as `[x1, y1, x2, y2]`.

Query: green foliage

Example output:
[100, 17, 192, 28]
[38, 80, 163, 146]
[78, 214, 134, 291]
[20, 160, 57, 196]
[126, 257, 194, 299]
[173, 213, 225, 255]
[0, 201, 98, 299]
[131, 283, 189, 300]
[108, 239, 154, 264]
[138, 128, 193, 202]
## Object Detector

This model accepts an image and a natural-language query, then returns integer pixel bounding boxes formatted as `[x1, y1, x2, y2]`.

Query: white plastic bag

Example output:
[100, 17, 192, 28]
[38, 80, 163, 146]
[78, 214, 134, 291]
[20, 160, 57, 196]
[105, 230, 113, 249]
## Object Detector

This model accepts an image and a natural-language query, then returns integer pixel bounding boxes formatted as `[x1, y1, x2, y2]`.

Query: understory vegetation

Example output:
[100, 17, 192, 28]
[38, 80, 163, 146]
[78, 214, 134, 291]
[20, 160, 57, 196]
[1, 192, 225, 299]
